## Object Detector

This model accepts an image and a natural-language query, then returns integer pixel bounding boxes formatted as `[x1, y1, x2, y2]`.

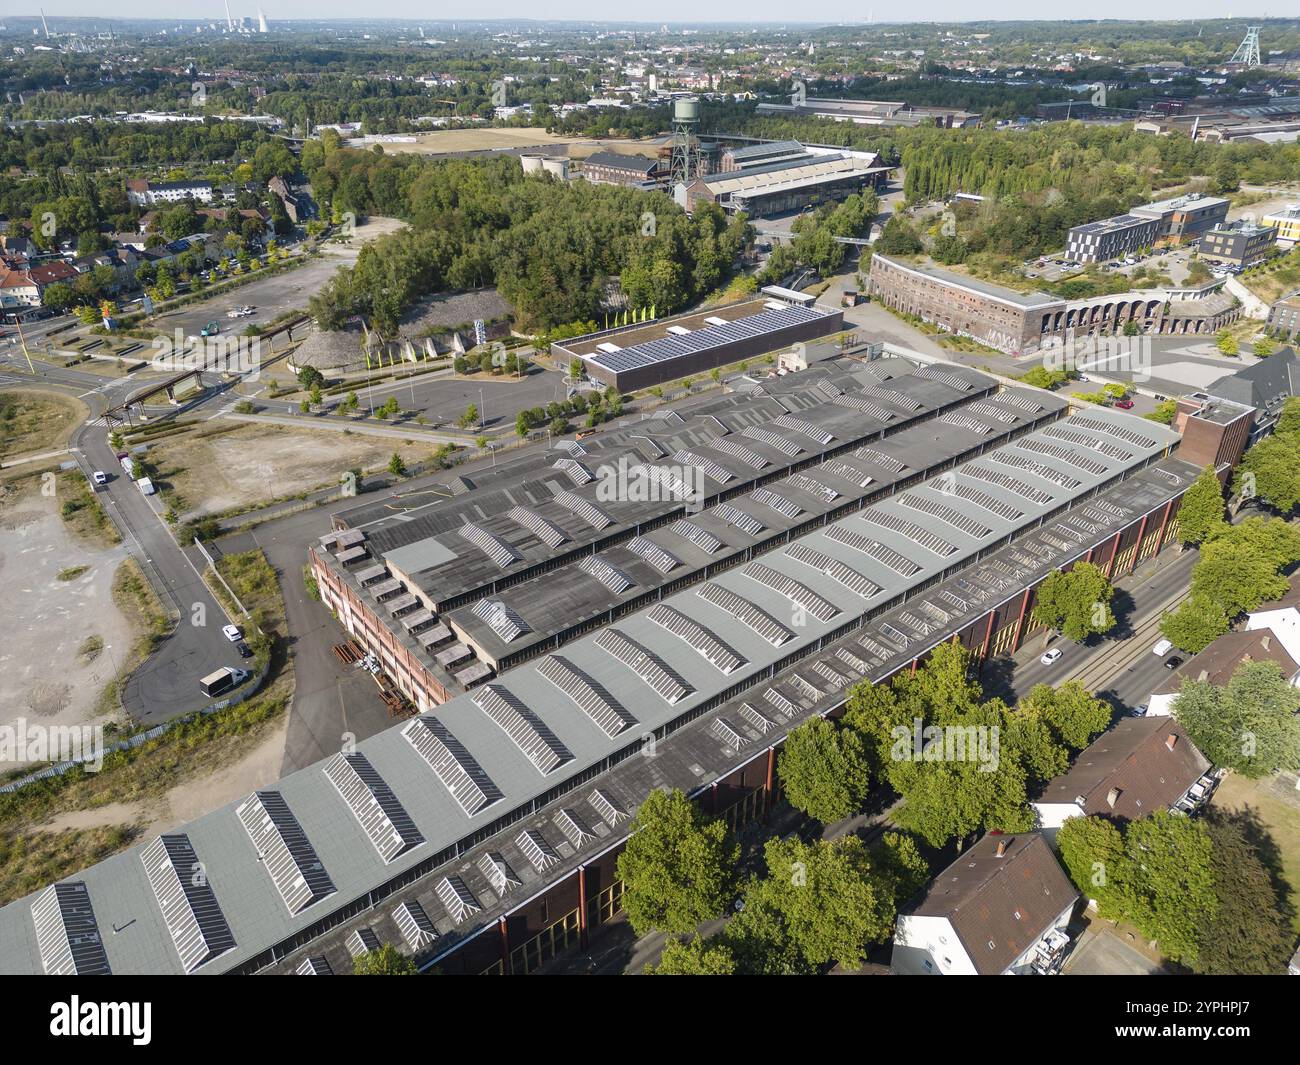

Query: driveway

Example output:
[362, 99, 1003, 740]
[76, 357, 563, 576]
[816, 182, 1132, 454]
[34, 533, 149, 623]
[1063, 925, 1164, 976]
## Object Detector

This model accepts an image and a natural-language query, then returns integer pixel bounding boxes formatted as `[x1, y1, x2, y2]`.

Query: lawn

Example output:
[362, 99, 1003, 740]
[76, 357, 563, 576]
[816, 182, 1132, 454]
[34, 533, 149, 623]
[0, 388, 87, 460]
[1212, 771, 1300, 936]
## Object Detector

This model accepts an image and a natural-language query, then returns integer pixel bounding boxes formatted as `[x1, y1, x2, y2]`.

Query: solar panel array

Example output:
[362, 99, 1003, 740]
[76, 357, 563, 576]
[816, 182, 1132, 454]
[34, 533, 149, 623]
[668, 519, 723, 554]
[785, 543, 881, 598]
[648, 604, 747, 674]
[938, 412, 993, 435]
[586, 304, 827, 372]
[552, 457, 595, 486]
[402, 717, 504, 816]
[473, 683, 573, 774]
[897, 492, 993, 538]
[672, 449, 734, 484]
[859, 384, 923, 411]
[964, 465, 1055, 505]
[236, 790, 336, 915]
[436, 876, 481, 923]
[696, 582, 794, 646]
[459, 522, 520, 570]
[537, 655, 638, 737]
[323, 753, 425, 863]
[824, 524, 921, 576]
[858, 509, 959, 556]
[140, 834, 237, 974]
[1069, 416, 1156, 449]
[772, 414, 834, 445]
[1044, 424, 1133, 461]
[854, 446, 907, 474]
[594, 628, 693, 704]
[785, 472, 839, 503]
[740, 425, 803, 456]
[743, 561, 840, 622]
[709, 436, 770, 469]
[627, 535, 681, 574]
[987, 449, 1081, 489]
[713, 502, 765, 536]
[578, 554, 636, 595]
[936, 480, 1026, 521]
[1016, 436, 1109, 476]
[831, 394, 897, 422]
[31, 882, 110, 976]
[751, 487, 802, 518]
[394, 899, 438, 950]
[912, 366, 974, 391]
[507, 506, 568, 549]
[471, 597, 530, 642]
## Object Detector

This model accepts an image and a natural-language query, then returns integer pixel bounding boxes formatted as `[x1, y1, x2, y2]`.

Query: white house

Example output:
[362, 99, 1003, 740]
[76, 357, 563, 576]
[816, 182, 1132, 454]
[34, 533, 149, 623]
[891, 832, 1079, 976]
[1245, 577, 1300, 668]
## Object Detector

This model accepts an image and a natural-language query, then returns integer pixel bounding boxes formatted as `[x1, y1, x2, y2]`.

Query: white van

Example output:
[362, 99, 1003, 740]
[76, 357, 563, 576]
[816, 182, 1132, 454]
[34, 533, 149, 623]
[1152, 638, 1173, 657]
[136, 477, 156, 496]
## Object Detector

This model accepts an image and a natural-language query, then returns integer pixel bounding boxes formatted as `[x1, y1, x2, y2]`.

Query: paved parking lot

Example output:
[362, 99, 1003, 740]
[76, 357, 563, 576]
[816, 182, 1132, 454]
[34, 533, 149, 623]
[1063, 925, 1165, 976]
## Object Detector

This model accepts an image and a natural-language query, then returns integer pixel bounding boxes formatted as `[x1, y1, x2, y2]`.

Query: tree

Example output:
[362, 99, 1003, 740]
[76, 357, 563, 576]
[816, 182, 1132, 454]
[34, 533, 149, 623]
[1215, 329, 1238, 356]
[726, 836, 897, 973]
[458, 403, 479, 429]
[1191, 537, 1291, 618]
[351, 945, 417, 975]
[515, 411, 531, 438]
[1235, 434, 1300, 515]
[646, 935, 737, 975]
[1056, 814, 1126, 912]
[1176, 467, 1227, 546]
[1158, 594, 1230, 653]
[1195, 809, 1297, 975]
[616, 789, 737, 937]
[1015, 681, 1111, 751]
[1144, 399, 1177, 425]
[1172, 660, 1300, 777]
[1031, 561, 1115, 643]
[776, 717, 871, 824]
[297, 365, 325, 390]
[387, 452, 408, 477]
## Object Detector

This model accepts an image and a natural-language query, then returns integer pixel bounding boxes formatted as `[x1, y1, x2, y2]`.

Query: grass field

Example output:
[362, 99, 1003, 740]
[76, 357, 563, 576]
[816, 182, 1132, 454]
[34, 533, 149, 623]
[368, 127, 654, 159]
[1242, 248, 1300, 306]
[0, 388, 87, 461]
[1213, 771, 1300, 936]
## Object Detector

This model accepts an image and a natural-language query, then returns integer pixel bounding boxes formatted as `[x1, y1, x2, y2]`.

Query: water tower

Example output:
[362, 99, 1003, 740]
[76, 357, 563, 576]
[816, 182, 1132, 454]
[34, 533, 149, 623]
[670, 96, 702, 185]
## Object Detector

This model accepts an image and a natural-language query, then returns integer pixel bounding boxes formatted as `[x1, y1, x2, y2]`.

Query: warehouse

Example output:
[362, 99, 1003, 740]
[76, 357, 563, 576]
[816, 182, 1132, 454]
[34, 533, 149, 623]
[677, 152, 888, 217]
[553, 297, 845, 392]
[0, 397, 1194, 977]
[756, 97, 980, 129]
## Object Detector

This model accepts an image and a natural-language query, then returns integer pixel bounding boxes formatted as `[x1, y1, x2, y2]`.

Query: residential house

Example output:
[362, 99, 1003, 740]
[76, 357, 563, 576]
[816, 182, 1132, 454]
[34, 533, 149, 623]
[1147, 626, 1300, 717]
[1244, 575, 1300, 666]
[125, 178, 215, 207]
[891, 833, 1079, 975]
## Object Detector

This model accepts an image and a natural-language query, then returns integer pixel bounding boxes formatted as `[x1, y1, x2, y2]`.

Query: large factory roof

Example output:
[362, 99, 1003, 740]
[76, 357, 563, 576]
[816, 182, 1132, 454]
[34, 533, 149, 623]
[0, 398, 1183, 976]
[697, 154, 879, 198]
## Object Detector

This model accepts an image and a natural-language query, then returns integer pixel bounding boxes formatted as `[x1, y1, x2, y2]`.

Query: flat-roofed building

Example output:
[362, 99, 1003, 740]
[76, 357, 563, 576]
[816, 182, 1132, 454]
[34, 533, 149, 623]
[757, 96, 980, 129]
[1267, 291, 1300, 342]
[1262, 204, 1300, 246]
[1130, 192, 1229, 245]
[1065, 213, 1160, 264]
[1199, 219, 1277, 268]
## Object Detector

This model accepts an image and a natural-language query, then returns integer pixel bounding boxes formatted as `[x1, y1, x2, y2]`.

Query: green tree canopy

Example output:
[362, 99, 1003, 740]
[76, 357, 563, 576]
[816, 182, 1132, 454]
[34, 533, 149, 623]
[351, 945, 418, 975]
[776, 717, 871, 824]
[1031, 561, 1115, 643]
[645, 935, 737, 975]
[1176, 466, 1227, 546]
[1172, 660, 1300, 777]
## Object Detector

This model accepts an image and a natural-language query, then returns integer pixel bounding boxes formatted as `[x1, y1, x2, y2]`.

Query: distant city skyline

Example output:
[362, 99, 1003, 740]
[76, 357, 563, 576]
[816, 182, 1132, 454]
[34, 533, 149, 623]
[7, 6, 1290, 26]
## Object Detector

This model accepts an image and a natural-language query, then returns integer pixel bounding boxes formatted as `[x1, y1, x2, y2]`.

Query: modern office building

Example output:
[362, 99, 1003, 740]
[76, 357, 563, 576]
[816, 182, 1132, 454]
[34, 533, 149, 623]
[1266, 292, 1300, 342]
[1262, 204, 1300, 247]
[1198, 219, 1278, 268]
[1129, 192, 1229, 246]
[1065, 214, 1160, 264]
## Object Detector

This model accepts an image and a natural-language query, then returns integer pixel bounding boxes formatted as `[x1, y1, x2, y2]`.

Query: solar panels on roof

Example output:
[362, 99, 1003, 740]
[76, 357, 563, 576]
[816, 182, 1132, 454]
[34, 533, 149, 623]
[648, 603, 747, 673]
[578, 554, 636, 595]
[696, 582, 794, 646]
[478, 851, 522, 896]
[854, 446, 907, 474]
[394, 899, 438, 951]
[668, 519, 723, 554]
[1016, 435, 1109, 476]
[140, 834, 237, 973]
[741, 424, 803, 456]
[516, 829, 560, 872]
[672, 449, 734, 484]
[594, 628, 693, 704]
[471, 598, 530, 642]
[473, 683, 573, 775]
[772, 414, 834, 445]
[554, 489, 612, 531]
[831, 394, 897, 421]
[743, 562, 839, 622]
[402, 716, 503, 815]
[824, 524, 921, 576]
[751, 487, 802, 518]
[1044, 424, 1133, 461]
[537, 655, 638, 737]
[896, 492, 992, 539]
[858, 509, 958, 556]
[709, 436, 770, 469]
[986, 449, 1081, 489]
[912, 366, 974, 391]
[627, 535, 681, 574]
[713, 502, 765, 536]
[436, 876, 481, 923]
[963, 465, 1054, 505]
[1069, 416, 1156, 449]
[784, 543, 881, 598]
[858, 384, 923, 411]
[322, 752, 425, 863]
[507, 506, 568, 549]
[31, 882, 110, 976]
[785, 472, 839, 503]
[459, 522, 520, 570]
[236, 791, 336, 915]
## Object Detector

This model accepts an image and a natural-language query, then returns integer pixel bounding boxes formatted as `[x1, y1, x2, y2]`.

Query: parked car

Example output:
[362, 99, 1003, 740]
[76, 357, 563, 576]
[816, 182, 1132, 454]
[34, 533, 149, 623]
[1040, 648, 1063, 666]
[235, 640, 253, 659]
[1114, 398, 1134, 410]
[91, 470, 108, 487]
[1164, 655, 1185, 671]
[222, 624, 243, 642]
[1152, 638, 1173, 657]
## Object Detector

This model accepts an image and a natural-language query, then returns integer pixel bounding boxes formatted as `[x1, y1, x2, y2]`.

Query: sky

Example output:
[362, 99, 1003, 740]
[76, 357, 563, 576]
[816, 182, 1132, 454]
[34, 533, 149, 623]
[10, 5, 1287, 25]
